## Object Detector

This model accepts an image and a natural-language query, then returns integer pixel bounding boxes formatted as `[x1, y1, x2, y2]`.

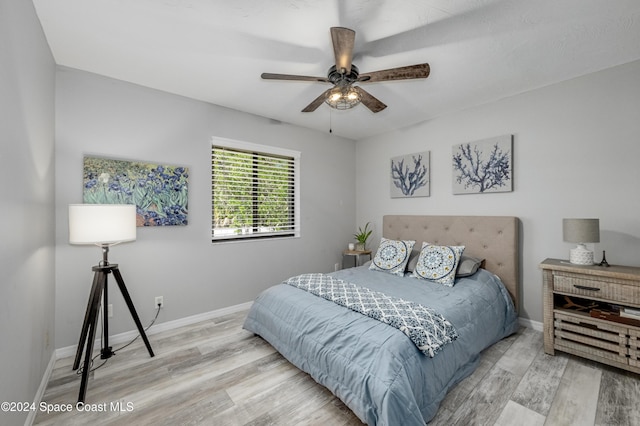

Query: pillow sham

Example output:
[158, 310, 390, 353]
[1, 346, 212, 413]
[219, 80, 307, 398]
[369, 237, 415, 276]
[456, 255, 485, 277]
[412, 242, 465, 286]
[408, 252, 483, 277]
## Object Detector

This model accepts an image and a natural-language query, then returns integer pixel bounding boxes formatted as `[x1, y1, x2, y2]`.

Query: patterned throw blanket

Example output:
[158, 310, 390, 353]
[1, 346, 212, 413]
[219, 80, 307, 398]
[284, 273, 458, 357]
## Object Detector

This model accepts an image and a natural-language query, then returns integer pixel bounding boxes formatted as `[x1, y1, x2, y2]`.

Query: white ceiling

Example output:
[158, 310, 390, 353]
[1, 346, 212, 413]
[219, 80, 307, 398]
[33, 0, 640, 140]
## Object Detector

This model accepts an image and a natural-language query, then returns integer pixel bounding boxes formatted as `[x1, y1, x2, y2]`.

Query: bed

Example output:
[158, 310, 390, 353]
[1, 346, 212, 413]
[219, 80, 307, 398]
[243, 215, 520, 425]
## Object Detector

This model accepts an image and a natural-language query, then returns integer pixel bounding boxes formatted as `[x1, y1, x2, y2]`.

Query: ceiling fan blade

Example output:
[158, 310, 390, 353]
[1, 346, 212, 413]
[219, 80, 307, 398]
[354, 87, 387, 113]
[302, 88, 332, 112]
[261, 73, 330, 83]
[330, 27, 355, 75]
[358, 63, 430, 83]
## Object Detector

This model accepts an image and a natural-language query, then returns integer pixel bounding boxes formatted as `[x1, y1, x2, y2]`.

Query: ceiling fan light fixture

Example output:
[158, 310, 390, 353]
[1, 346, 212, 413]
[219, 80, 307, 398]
[325, 86, 361, 110]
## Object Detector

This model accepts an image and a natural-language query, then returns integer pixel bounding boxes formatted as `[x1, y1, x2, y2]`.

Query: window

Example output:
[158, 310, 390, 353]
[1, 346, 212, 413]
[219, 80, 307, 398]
[211, 138, 300, 242]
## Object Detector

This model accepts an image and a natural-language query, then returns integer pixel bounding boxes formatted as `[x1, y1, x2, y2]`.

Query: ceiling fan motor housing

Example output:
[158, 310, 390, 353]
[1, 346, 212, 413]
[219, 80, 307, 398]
[328, 64, 359, 86]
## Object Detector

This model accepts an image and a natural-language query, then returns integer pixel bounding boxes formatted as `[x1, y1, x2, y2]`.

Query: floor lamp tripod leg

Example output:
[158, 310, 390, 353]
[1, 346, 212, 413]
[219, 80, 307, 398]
[76, 271, 106, 403]
[100, 271, 113, 359]
[72, 270, 102, 371]
[112, 268, 155, 357]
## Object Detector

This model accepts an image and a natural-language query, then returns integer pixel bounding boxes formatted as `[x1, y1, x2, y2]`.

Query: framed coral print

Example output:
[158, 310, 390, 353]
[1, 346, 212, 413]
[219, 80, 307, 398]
[452, 135, 513, 194]
[83, 156, 189, 226]
[390, 151, 430, 198]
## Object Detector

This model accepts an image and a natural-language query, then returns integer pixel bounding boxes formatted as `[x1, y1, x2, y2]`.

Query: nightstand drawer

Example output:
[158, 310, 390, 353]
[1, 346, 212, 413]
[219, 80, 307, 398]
[553, 271, 640, 305]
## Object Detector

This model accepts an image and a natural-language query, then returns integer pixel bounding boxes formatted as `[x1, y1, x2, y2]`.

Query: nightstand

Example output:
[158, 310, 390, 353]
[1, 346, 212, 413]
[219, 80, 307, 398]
[540, 258, 640, 373]
[342, 249, 372, 269]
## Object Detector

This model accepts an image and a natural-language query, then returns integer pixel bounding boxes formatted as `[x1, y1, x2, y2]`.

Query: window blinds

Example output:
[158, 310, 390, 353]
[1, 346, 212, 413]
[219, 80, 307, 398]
[212, 145, 297, 241]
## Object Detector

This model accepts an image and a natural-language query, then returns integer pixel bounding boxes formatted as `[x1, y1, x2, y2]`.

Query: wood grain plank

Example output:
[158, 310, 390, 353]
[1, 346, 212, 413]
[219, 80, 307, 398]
[433, 327, 523, 422]
[595, 367, 640, 426]
[445, 365, 520, 425]
[436, 356, 494, 417]
[494, 400, 546, 426]
[545, 358, 602, 426]
[510, 348, 569, 416]
[496, 326, 543, 377]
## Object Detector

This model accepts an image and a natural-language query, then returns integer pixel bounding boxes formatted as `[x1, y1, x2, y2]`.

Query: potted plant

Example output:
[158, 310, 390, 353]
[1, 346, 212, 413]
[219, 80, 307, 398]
[353, 222, 372, 251]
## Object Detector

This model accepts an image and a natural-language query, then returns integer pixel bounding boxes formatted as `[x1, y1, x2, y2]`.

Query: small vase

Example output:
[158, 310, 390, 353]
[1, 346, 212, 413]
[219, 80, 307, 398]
[355, 243, 365, 251]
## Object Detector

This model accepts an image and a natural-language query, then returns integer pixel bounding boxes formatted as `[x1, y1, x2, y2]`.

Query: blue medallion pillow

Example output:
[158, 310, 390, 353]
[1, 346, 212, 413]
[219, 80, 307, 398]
[412, 242, 465, 286]
[369, 237, 415, 276]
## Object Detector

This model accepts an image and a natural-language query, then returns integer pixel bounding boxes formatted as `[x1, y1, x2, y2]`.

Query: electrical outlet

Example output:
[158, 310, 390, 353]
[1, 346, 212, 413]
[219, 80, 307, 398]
[334, 262, 341, 272]
[108, 304, 113, 317]
[155, 296, 164, 309]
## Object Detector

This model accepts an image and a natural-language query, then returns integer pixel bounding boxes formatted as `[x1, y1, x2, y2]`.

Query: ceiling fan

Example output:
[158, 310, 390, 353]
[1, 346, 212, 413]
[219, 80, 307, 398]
[261, 27, 430, 113]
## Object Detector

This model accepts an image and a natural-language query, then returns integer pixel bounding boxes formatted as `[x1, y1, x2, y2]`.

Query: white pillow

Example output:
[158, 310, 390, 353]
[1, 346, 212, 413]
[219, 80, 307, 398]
[369, 237, 415, 276]
[412, 242, 465, 286]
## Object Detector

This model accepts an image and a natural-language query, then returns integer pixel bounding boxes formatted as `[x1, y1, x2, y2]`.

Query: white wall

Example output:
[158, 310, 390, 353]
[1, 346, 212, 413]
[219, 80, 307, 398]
[355, 60, 640, 323]
[0, 0, 56, 424]
[54, 68, 356, 348]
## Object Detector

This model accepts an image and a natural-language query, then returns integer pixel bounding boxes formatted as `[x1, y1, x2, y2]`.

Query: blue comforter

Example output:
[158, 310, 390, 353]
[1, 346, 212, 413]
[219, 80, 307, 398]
[243, 266, 518, 425]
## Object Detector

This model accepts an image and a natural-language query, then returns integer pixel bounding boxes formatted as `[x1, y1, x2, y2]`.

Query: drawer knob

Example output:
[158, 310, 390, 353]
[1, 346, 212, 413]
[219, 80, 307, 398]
[574, 284, 601, 291]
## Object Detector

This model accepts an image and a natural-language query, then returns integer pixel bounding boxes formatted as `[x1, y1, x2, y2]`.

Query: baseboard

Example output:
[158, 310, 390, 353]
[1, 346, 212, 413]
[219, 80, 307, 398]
[54, 301, 253, 359]
[519, 316, 543, 331]
[146, 300, 254, 336]
[25, 351, 57, 426]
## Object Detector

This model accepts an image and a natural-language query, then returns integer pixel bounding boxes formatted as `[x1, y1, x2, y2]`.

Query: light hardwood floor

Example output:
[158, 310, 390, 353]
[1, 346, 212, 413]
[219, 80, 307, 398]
[34, 310, 640, 425]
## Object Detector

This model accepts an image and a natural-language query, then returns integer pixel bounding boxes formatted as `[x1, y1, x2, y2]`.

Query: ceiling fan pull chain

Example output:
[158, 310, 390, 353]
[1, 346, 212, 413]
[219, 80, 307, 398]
[329, 109, 332, 133]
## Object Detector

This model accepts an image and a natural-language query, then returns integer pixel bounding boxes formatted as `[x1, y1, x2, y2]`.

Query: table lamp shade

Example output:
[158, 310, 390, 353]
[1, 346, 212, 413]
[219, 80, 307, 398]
[69, 204, 136, 245]
[562, 218, 600, 243]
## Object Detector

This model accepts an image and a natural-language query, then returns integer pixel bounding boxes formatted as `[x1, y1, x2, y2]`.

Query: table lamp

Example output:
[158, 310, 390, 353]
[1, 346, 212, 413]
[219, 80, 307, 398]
[562, 218, 600, 265]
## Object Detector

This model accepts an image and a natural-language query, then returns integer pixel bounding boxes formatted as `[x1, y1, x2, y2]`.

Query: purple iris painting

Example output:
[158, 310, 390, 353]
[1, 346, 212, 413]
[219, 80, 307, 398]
[83, 156, 188, 226]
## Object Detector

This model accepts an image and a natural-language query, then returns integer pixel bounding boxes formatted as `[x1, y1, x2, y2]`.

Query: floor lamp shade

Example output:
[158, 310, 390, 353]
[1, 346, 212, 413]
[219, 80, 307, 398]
[562, 218, 599, 265]
[69, 204, 137, 245]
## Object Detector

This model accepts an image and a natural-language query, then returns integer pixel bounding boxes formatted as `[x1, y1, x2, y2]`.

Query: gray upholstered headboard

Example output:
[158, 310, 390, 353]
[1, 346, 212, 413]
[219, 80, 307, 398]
[382, 215, 519, 311]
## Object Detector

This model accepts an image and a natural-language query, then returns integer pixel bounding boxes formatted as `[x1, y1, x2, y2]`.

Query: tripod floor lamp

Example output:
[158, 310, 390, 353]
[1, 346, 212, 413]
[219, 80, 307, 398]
[69, 204, 154, 403]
